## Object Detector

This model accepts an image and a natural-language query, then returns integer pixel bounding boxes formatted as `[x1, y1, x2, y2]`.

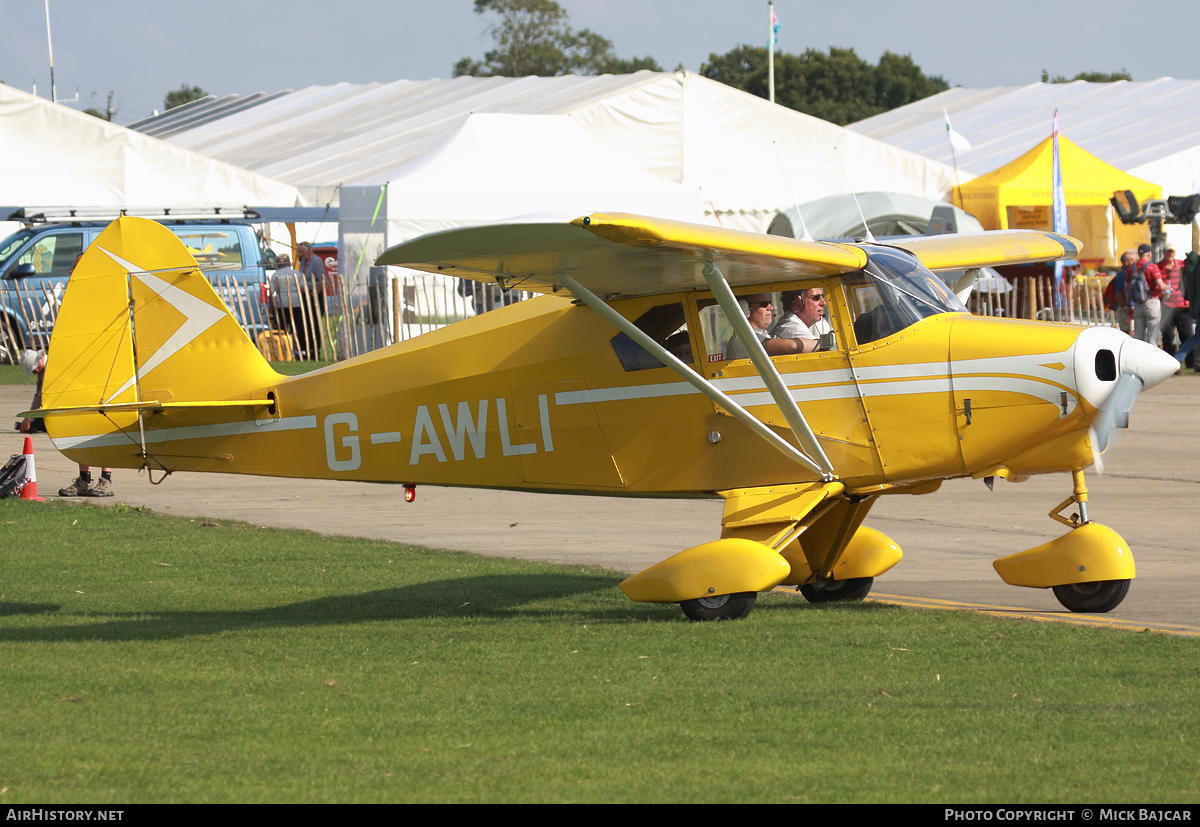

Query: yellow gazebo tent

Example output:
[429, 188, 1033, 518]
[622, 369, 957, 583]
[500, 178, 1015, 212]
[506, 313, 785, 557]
[953, 135, 1160, 267]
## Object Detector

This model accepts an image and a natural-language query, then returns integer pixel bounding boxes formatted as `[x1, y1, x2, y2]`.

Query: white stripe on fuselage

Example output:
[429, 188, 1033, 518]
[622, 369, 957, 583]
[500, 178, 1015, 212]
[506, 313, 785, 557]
[556, 346, 1077, 412]
[51, 415, 318, 452]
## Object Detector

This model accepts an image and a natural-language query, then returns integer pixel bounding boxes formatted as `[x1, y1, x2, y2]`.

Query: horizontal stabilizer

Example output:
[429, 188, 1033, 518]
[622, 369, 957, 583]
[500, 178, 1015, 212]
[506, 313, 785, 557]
[20, 400, 271, 419]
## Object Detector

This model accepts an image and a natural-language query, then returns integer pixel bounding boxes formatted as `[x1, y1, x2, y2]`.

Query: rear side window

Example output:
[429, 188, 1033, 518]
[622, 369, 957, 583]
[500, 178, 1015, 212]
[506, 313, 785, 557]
[175, 228, 243, 271]
[609, 302, 692, 372]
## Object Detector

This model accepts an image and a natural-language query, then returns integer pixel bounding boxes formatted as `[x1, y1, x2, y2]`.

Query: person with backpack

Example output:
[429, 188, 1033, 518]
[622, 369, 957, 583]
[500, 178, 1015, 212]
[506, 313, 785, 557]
[1130, 243, 1168, 345]
[1107, 251, 1135, 333]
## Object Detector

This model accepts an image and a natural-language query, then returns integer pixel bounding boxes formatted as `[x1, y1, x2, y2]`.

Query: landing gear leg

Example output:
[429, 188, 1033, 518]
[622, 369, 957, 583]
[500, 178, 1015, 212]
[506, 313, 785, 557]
[1046, 470, 1131, 614]
[1049, 469, 1090, 529]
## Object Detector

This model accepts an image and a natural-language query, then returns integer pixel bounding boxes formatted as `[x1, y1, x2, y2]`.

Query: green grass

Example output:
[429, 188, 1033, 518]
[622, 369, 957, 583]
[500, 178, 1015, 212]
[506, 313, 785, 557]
[0, 364, 36, 385]
[1, 500, 1198, 804]
[269, 360, 335, 376]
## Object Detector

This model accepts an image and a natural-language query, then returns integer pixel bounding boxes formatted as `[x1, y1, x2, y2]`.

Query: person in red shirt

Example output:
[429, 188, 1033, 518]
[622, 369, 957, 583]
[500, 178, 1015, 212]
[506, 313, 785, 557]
[1158, 244, 1193, 369]
[1131, 243, 1167, 344]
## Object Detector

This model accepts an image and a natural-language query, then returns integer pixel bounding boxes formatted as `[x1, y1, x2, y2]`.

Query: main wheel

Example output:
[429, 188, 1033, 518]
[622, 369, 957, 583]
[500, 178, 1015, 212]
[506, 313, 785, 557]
[1052, 579, 1130, 613]
[679, 591, 757, 621]
[799, 576, 874, 604]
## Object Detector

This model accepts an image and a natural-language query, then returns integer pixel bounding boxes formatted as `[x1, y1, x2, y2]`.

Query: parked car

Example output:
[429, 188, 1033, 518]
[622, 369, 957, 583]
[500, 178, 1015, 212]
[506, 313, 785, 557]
[0, 208, 277, 363]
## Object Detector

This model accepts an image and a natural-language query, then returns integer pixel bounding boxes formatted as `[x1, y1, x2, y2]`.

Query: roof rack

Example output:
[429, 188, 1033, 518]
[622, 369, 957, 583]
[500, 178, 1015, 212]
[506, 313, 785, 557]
[6, 205, 261, 224]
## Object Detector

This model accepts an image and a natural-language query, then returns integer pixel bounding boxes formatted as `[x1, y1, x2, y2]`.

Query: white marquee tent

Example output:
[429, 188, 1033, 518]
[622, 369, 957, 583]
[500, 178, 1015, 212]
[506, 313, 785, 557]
[0, 84, 303, 211]
[849, 79, 1200, 251]
[378, 112, 709, 240]
[338, 112, 713, 302]
[137, 71, 961, 236]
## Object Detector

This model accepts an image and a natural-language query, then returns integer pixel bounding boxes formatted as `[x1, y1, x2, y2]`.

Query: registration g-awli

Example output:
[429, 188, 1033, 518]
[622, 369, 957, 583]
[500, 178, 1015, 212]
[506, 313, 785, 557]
[25, 214, 1177, 620]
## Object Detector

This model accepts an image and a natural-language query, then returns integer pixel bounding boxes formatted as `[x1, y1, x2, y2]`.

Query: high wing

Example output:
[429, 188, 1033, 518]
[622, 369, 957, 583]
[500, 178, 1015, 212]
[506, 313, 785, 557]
[885, 230, 1081, 272]
[378, 212, 1080, 299]
[377, 213, 867, 299]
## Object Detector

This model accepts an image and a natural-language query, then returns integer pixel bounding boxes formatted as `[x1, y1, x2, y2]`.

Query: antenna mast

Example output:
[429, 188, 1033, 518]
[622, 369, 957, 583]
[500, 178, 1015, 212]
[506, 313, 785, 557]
[773, 142, 813, 241]
[834, 146, 875, 243]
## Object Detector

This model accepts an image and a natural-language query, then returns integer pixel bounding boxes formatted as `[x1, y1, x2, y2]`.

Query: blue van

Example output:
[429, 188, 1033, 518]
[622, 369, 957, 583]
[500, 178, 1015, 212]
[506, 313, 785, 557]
[0, 208, 278, 363]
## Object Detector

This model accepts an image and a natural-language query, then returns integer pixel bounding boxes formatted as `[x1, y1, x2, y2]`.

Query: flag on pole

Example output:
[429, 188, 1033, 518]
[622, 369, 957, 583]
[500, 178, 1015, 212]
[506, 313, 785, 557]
[770, 8, 780, 49]
[944, 108, 971, 153]
[1051, 110, 1070, 305]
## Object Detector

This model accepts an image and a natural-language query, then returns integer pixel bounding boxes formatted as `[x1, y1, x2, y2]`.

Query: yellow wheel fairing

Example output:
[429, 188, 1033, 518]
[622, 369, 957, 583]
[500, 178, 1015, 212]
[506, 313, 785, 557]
[619, 539, 791, 603]
[780, 525, 903, 585]
[992, 522, 1136, 589]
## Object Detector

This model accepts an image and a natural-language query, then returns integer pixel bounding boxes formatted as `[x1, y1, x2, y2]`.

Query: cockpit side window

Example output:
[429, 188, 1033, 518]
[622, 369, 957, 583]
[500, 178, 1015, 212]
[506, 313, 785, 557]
[695, 287, 838, 364]
[609, 302, 691, 371]
[843, 246, 968, 345]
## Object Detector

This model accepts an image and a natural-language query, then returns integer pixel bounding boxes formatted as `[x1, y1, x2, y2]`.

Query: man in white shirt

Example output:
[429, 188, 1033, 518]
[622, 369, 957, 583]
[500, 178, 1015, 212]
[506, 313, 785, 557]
[767, 287, 830, 355]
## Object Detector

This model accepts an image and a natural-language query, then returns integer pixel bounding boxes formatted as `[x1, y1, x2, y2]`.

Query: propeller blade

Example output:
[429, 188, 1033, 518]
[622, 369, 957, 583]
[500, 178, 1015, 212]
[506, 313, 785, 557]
[1089, 372, 1143, 472]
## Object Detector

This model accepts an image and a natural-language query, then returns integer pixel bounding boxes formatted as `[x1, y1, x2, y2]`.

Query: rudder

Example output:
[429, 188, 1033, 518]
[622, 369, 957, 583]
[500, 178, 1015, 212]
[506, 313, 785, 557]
[42, 217, 277, 410]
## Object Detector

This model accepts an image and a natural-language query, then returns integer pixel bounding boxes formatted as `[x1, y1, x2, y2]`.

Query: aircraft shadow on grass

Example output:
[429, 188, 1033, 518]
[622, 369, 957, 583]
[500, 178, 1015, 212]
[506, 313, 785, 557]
[0, 571, 692, 643]
[0, 602, 62, 617]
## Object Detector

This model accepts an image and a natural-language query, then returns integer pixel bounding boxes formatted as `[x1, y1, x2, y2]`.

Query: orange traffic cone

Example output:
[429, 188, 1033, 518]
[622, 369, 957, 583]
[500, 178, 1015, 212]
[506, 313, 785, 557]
[18, 436, 45, 502]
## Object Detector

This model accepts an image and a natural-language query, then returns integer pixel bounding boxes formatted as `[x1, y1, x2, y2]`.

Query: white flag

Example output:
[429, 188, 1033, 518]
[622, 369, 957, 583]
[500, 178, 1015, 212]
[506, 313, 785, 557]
[944, 108, 972, 153]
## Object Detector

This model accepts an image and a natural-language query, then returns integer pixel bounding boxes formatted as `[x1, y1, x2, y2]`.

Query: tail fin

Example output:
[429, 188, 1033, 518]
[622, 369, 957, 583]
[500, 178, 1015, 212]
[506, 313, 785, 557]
[43, 217, 277, 410]
[39, 217, 279, 470]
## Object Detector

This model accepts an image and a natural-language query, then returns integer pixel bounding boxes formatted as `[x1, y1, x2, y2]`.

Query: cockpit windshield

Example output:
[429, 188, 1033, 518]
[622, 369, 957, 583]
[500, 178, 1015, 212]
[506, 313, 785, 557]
[842, 246, 968, 345]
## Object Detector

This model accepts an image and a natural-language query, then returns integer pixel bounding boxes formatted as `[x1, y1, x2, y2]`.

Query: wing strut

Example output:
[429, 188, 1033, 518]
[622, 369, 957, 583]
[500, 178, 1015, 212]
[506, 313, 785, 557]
[701, 260, 836, 480]
[557, 272, 825, 477]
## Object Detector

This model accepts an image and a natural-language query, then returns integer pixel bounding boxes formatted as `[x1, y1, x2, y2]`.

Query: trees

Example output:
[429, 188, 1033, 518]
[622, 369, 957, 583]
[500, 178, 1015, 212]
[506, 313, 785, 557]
[454, 0, 661, 77]
[164, 84, 208, 111]
[1041, 69, 1132, 83]
[701, 45, 948, 126]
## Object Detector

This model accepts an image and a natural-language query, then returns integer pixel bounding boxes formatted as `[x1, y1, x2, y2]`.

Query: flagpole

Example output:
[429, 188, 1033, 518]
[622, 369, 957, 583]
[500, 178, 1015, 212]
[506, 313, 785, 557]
[1051, 109, 1069, 313]
[768, 2, 775, 104]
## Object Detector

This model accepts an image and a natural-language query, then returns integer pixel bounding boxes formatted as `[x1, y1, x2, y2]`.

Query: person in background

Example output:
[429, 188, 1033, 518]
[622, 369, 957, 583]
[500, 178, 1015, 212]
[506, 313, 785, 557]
[17, 349, 113, 497]
[269, 253, 302, 335]
[295, 242, 327, 358]
[1157, 244, 1193, 371]
[1107, 251, 1135, 333]
[1130, 243, 1167, 344]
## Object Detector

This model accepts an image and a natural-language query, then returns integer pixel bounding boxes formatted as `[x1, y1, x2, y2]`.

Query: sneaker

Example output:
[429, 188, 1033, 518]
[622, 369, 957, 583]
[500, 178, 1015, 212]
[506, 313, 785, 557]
[58, 477, 91, 497]
[86, 477, 114, 497]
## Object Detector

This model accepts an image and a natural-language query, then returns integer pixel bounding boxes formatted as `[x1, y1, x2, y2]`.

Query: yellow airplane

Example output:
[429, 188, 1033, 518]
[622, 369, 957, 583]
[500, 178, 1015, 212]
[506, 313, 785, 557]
[26, 215, 1178, 621]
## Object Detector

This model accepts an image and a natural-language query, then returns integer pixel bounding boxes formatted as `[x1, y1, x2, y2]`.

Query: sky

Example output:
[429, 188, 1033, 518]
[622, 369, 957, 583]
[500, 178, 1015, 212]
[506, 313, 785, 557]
[2, 0, 1197, 126]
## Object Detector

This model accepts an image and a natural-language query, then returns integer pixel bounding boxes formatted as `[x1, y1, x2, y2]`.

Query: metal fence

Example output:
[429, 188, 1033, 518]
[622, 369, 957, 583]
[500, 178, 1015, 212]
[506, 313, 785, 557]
[970, 272, 1119, 327]
[1, 278, 60, 360]
[258, 270, 536, 362]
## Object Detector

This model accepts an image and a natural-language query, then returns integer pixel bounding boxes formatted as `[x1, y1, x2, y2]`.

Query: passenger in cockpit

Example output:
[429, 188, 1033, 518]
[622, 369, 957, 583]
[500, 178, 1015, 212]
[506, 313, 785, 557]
[665, 331, 694, 364]
[725, 293, 773, 360]
[766, 288, 829, 355]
